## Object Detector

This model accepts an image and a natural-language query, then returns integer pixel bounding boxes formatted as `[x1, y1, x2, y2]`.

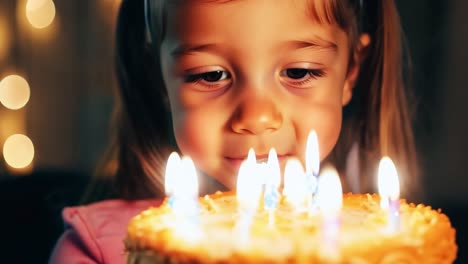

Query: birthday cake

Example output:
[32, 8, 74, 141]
[125, 191, 457, 264]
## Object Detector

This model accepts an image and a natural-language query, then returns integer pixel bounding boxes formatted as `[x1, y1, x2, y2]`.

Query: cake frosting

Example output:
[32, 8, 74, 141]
[125, 192, 457, 264]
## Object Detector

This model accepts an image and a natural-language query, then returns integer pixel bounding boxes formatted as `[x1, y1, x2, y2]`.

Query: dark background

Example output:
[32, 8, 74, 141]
[0, 0, 467, 263]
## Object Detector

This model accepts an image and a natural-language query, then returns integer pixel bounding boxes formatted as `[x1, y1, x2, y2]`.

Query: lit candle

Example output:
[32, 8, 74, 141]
[283, 158, 308, 212]
[378, 156, 400, 233]
[165, 152, 181, 208]
[237, 149, 263, 211]
[235, 148, 263, 245]
[305, 130, 320, 213]
[173, 157, 199, 215]
[316, 166, 342, 257]
[263, 148, 281, 227]
[164, 153, 201, 242]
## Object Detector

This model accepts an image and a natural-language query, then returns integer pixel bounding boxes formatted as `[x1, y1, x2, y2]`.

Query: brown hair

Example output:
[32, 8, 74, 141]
[82, 0, 419, 203]
[327, 0, 419, 201]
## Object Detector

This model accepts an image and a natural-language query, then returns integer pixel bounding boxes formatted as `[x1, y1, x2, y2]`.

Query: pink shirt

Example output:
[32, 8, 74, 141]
[49, 198, 162, 264]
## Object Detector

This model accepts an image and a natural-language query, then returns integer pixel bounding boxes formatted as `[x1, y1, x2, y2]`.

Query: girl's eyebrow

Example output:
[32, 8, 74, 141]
[170, 37, 337, 59]
[280, 38, 338, 53]
[171, 43, 218, 58]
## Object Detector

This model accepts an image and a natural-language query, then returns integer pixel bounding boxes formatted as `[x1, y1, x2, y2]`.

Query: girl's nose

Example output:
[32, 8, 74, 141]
[230, 95, 283, 135]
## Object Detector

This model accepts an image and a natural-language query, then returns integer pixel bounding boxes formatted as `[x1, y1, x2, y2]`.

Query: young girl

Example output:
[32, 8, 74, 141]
[50, 0, 418, 263]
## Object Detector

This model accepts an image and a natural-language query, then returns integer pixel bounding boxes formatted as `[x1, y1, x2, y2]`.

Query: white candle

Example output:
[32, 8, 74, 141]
[378, 157, 400, 233]
[237, 149, 262, 212]
[316, 166, 342, 257]
[172, 157, 199, 215]
[235, 148, 263, 246]
[283, 158, 308, 212]
[165, 152, 181, 208]
[164, 153, 201, 242]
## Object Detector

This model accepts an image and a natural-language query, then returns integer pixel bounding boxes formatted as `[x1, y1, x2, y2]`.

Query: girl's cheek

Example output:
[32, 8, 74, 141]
[293, 104, 342, 161]
[172, 110, 221, 155]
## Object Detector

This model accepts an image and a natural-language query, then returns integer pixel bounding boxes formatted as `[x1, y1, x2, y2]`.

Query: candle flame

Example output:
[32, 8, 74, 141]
[305, 130, 320, 175]
[247, 148, 256, 163]
[237, 149, 262, 211]
[264, 148, 281, 212]
[165, 153, 199, 214]
[283, 158, 307, 208]
[165, 152, 181, 197]
[178, 157, 199, 198]
[316, 166, 343, 215]
[266, 148, 280, 187]
[378, 157, 400, 208]
[164, 153, 201, 241]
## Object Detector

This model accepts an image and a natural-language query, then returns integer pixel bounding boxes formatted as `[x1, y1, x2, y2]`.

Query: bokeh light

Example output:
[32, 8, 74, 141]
[3, 134, 35, 169]
[26, 0, 56, 29]
[0, 75, 31, 110]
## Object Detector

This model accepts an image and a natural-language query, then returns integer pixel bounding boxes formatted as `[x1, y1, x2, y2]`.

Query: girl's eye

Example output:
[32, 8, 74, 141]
[281, 68, 325, 87]
[285, 68, 310, 79]
[283, 68, 324, 79]
[184, 70, 231, 83]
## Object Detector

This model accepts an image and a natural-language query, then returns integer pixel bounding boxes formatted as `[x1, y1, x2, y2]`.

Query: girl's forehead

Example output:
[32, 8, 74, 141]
[165, 0, 352, 26]
[162, 0, 349, 52]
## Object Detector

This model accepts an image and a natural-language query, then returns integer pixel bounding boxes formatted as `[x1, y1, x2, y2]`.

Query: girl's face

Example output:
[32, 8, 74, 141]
[161, 0, 357, 188]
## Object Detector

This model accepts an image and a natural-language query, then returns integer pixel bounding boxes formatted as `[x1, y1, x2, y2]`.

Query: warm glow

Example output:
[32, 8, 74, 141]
[3, 134, 34, 169]
[165, 152, 181, 197]
[0, 16, 11, 61]
[0, 111, 27, 142]
[378, 157, 400, 208]
[283, 158, 307, 208]
[305, 130, 320, 175]
[265, 148, 280, 187]
[237, 149, 263, 211]
[316, 166, 343, 215]
[0, 75, 31, 110]
[26, 0, 56, 29]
